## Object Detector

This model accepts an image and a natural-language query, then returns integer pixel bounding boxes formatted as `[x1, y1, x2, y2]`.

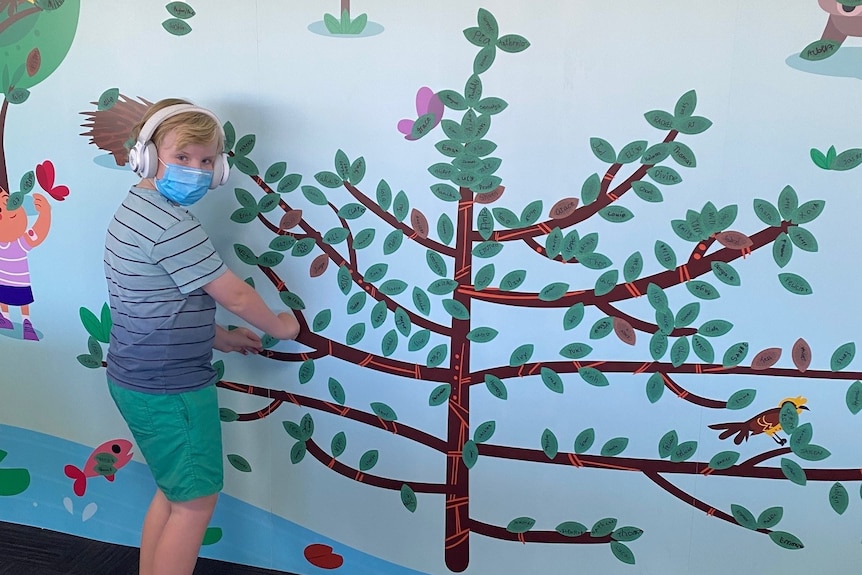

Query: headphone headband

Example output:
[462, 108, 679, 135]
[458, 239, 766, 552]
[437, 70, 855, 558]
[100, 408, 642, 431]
[135, 103, 225, 149]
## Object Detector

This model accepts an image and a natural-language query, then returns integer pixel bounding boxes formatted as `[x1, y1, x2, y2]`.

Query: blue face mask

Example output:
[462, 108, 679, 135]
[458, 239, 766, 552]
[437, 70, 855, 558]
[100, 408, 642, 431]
[154, 160, 213, 206]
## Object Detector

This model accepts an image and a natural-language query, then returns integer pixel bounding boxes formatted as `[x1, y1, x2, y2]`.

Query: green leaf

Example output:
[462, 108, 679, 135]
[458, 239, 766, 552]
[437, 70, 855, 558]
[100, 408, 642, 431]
[781, 458, 807, 485]
[778, 273, 813, 295]
[759, 508, 787, 529]
[726, 389, 756, 410]
[846, 381, 862, 415]
[793, 200, 825, 224]
[670, 142, 697, 168]
[485, 374, 508, 400]
[830, 483, 849, 515]
[438, 214, 455, 245]
[753, 199, 782, 226]
[370, 402, 397, 422]
[301, 185, 328, 206]
[590, 137, 616, 163]
[541, 367, 564, 394]
[648, 166, 682, 185]
[429, 384, 451, 407]
[462, 440, 479, 469]
[345, 322, 366, 345]
[658, 430, 678, 458]
[670, 441, 697, 463]
[773, 233, 793, 268]
[829, 341, 856, 371]
[645, 110, 675, 130]
[509, 344, 534, 367]
[233, 244, 258, 266]
[600, 438, 628, 456]
[590, 517, 618, 538]
[264, 161, 287, 183]
[426, 251, 448, 277]
[574, 428, 595, 454]
[722, 342, 749, 367]
[788, 227, 818, 252]
[654, 241, 677, 270]
[622, 252, 643, 283]
[594, 271, 617, 297]
[711, 261, 741, 286]
[474, 264, 495, 291]
[579, 366, 609, 387]
[329, 378, 346, 405]
[540, 282, 570, 301]
[298, 359, 314, 384]
[496, 34, 530, 53]
[674, 90, 697, 117]
[381, 329, 399, 357]
[541, 428, 559, 459]
[431, 183, 460, 202]
[610, 542, 636, 565]
[442, 299, 470, 320]
[401, 484, 418, 513]
[708, 451, 740, 470]
[590, 317, 614, 340]
[277, 173, 302, 194]
[563, 303, 585, 331]
[581, 173, 601, 206]
[359, 450, 379, 472]
[506, 517, 536, 534]
[833, 148, 862, 171]
[675, 115, 712, 135]
[349, 156, 366, 185]
[556, 521, 588, 537]
[467, 327, 498, 343]
[687, 280, 720, 300]
[499, 269, 526, 291]
[617, 140, 647, 164]
[426, 344, 448, 368]
[599, 206, 634, 223]
[219, 408, 239, 423]
[408, 329, 431, 351]
[646, 372, 664, 403]
[692, 334, 715, 363]
[768, 531, 805, 550]
[670, 337, 690, 367]
[731, 504, 758, 530]
[474, 420, 496, 443]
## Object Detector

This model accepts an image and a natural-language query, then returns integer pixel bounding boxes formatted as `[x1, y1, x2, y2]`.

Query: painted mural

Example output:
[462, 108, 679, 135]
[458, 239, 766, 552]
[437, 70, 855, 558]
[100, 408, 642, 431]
[6, 2, 862, 574]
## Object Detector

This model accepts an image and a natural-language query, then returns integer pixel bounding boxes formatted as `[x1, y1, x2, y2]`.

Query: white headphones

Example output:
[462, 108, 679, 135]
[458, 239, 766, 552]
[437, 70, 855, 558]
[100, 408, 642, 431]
[127, 103, 230, 189]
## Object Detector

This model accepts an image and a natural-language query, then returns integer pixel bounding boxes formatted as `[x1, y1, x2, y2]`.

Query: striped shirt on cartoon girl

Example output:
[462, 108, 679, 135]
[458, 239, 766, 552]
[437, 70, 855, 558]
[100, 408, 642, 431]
[0, 188, 51, 341]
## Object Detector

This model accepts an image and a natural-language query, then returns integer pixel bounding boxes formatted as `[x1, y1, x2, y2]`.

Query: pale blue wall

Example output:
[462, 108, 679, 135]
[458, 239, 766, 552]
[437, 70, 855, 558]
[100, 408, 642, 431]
[3, 2, 862, 574]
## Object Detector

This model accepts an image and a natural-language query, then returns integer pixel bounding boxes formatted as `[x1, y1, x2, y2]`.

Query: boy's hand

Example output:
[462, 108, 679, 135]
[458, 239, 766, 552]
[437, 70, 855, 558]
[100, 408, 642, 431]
[214, 325, 263, 355]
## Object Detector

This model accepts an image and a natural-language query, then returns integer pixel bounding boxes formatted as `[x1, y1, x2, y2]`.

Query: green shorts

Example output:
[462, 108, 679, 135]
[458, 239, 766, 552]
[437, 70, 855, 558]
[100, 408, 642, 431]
[108, 379, 224, 502]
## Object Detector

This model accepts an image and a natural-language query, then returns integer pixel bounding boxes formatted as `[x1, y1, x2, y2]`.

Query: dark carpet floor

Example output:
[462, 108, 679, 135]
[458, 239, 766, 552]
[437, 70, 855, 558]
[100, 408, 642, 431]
[0, 521, 294, 575]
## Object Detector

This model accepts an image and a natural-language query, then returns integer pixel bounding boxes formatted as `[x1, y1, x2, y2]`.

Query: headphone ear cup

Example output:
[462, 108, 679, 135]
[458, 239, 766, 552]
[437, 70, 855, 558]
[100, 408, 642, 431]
[138, 142, 159, 179]
[128, 142, 144, 176]
[209, 153, 230, 189]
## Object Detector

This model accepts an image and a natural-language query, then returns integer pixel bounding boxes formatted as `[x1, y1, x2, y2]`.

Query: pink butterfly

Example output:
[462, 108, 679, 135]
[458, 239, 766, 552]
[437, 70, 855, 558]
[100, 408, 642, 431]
[397, 87, 444, 141]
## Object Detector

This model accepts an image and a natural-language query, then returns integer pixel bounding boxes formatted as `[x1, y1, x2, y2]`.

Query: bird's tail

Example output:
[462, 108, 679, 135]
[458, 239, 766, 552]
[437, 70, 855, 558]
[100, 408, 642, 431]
[708, 422, 749, 445]
[63, 464, 88, 497]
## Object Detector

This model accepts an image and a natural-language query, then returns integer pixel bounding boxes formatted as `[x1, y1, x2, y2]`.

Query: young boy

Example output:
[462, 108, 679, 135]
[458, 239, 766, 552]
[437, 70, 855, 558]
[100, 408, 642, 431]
[103, 98, 300, 575]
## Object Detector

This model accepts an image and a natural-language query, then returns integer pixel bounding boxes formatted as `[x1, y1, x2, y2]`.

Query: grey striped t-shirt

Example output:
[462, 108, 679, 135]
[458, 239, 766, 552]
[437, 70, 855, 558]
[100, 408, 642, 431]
[104, 187, 227, 393]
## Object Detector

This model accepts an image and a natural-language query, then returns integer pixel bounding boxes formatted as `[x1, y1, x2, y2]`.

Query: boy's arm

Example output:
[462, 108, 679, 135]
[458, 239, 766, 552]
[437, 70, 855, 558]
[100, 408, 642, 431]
[204, 270, 300, 341]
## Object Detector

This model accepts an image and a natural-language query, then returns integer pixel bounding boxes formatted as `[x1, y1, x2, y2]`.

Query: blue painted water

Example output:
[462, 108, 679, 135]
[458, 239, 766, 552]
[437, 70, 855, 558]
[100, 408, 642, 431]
[0, 424, 429, 575]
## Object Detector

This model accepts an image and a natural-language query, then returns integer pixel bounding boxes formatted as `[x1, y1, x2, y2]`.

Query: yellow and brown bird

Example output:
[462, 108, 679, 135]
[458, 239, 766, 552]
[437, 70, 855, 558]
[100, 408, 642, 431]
[708, 396, 809, 446]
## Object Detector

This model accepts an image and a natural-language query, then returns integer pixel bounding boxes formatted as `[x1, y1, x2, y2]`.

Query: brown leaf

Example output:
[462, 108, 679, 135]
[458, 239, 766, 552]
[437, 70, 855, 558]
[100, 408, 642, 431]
[792, 338, 811, 373]
[750, 347, 782, 370]
[613, 317, 636, 346]
[474, 185, 505, 205]
[279, 209, 303, 230]
[309, 253, 329, 278]
[715, 231, 753, 250]
[549, 197, 579, 220]
[410, 208, 429, 239]
[26, 48, 41, 77]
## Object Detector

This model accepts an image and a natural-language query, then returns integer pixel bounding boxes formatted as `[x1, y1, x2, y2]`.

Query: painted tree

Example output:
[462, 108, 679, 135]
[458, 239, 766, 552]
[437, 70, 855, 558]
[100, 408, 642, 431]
[79, 8, 862, 573]
[0, 0, 78, 192]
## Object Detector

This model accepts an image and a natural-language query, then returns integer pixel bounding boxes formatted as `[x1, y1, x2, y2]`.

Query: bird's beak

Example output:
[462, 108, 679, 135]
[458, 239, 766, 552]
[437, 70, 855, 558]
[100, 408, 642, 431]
[799, 405, 810, 411]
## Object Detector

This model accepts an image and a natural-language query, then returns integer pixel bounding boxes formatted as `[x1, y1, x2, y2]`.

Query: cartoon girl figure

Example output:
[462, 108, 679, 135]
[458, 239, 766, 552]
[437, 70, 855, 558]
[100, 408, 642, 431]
[0, 189, 51, 341]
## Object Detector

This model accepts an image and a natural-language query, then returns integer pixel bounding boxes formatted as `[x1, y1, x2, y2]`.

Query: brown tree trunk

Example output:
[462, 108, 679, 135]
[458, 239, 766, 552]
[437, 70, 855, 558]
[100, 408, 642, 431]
[443, 186, 475, 572]
[341, 0, 350, 15]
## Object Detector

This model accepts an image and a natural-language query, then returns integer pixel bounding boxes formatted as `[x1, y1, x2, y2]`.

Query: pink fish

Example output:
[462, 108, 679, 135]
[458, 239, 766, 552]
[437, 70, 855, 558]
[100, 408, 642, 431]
[64, 439, 133, 497]
[397, 87, 444, 141]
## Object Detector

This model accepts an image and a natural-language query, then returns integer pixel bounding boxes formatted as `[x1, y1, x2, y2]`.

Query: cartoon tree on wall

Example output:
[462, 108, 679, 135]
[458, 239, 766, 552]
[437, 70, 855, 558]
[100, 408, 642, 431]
[79, 8, 862, 572]
[0, 0, 78, 192]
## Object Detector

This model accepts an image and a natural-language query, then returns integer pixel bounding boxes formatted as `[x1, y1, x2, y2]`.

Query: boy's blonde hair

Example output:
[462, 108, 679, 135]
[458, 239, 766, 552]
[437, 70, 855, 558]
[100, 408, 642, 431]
[129, 98, 224, 153]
